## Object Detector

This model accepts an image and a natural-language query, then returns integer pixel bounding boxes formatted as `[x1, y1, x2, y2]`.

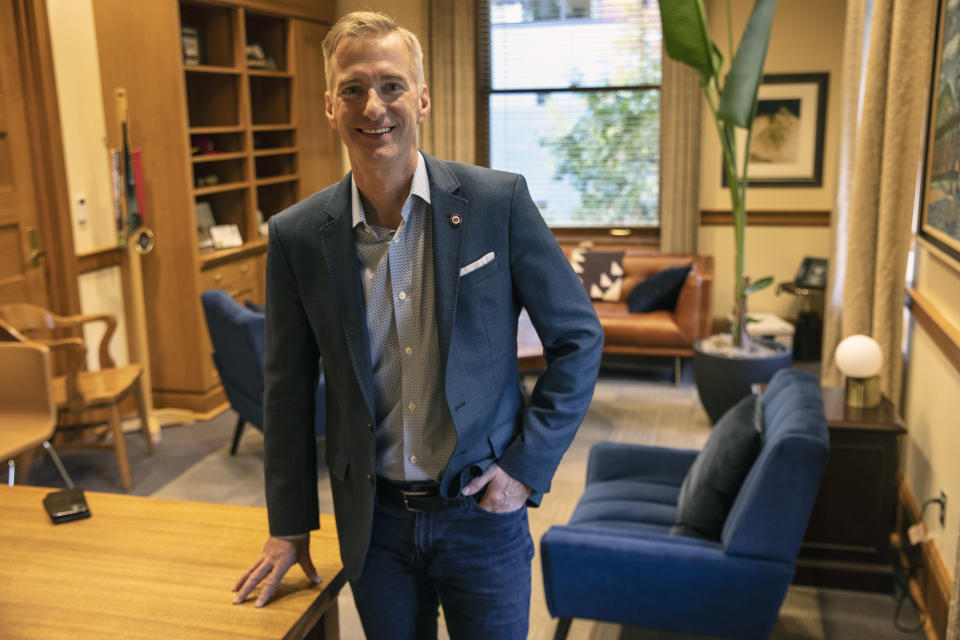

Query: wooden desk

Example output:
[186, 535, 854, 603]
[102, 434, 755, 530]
[0, 486, 345, 639]
[793, 387, 906, 592]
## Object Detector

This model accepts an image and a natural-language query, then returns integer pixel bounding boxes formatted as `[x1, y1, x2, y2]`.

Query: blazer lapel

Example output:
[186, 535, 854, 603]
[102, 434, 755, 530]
[317, 176, 375, 418]
[424, 154, 468, 371]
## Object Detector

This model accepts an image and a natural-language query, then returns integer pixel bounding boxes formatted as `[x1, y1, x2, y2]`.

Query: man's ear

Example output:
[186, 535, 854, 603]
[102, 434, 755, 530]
[417, 84, 431, 125]
[325, 92, 336, 129]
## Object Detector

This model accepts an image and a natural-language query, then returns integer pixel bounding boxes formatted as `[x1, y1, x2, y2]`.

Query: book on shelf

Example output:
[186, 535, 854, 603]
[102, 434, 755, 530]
[182, 26, 202, 66]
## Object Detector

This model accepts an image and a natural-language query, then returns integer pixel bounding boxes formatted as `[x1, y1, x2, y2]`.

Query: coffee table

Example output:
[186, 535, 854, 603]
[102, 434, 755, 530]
[0, 486, 345, 639]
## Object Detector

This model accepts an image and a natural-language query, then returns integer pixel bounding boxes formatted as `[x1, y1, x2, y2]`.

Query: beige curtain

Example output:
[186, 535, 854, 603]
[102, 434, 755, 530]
[659, 52, 702, 253]
[820, 0, 936, 409]
[421, 0, 476, 165]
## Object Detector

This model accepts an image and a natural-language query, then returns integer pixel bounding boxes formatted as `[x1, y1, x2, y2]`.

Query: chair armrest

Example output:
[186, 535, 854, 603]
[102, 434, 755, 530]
[55, 313, 117, 369]
[673, 255, 713, 344]
[586, 441, 698, 486]
[32, 338, 85, 409]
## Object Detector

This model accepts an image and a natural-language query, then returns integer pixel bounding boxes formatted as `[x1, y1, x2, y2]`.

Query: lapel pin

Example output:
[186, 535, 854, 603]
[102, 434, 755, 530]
[449, 214, 462, 228]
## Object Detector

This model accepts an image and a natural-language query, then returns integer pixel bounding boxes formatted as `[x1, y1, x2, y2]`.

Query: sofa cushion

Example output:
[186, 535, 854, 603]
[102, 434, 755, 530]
[672, 393, 763, 540]
[593, 306, 687, 348]
[569, 479, 681, 532]
[626, 266, 691, 313]
[570, 249, 625, 302]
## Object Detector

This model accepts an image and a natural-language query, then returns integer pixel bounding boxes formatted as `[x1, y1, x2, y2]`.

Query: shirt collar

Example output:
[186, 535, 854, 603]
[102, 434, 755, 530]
[351, 151, 430, 229]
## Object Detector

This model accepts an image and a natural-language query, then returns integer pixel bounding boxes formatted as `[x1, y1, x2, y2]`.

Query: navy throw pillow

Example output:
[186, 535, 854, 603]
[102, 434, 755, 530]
[244, 300, 265, 314]
[626, 265, 691, 313]
[672, 393, 763, 540]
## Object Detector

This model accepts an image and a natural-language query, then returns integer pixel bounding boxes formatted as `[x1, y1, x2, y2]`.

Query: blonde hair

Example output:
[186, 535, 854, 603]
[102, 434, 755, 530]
[322, 11, 425, 89]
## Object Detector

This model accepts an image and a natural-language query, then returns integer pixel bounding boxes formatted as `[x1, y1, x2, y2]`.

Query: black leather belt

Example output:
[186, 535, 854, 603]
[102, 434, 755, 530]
[376, 477, 460, 512]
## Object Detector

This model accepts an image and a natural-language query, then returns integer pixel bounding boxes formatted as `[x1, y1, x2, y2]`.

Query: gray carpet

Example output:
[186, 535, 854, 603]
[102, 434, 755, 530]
[23, 365, 925, 639]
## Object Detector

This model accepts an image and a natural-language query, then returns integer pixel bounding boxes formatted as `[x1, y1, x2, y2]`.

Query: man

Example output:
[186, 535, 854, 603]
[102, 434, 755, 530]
[233, 11, 602, 639]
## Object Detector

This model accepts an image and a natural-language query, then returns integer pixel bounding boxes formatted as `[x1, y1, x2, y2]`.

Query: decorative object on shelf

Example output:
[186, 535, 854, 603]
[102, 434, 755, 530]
[195, 174, 219, 188]
[256, 209, 268, 237]
[834, 334, 883, 408]
[209, 224, 244, 250]
[196, 201, 215, 249]
[721, 73, 829, 188]
[659, 0, 793, 422]
[191, 135, 215, 156]
[919, 0, 960, 267]
[181, 25, 202, 66]
[246, 43, 276, 70]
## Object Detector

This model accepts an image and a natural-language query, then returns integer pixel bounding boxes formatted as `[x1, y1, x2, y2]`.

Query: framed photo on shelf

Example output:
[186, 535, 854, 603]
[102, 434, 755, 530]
[919, 0, 960, 265]
[722, 73, 829, 188]
[196, 201, 215, 249]
[209, 224, 244, 250]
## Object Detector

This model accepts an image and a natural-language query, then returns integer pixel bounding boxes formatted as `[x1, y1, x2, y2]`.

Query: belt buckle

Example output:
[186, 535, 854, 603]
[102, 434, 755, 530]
[401, 489, 430, 512]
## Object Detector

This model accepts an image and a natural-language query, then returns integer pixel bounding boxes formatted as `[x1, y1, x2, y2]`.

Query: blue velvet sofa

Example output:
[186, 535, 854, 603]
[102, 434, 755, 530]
[541, 368, 829, 639]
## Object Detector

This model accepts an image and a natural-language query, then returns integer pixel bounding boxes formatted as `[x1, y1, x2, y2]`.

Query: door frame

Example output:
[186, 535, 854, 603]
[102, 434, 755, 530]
[10, 0, 79, 315]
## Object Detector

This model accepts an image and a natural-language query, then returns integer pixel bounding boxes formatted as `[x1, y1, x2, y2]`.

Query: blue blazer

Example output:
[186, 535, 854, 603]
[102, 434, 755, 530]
[263, 153, 603, 580]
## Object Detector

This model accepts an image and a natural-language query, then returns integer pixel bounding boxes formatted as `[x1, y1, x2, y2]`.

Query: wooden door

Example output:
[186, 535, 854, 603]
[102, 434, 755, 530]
[0, 0, 51, 309]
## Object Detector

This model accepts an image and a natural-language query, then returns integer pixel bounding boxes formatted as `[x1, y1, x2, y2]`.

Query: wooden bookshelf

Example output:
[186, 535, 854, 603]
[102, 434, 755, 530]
[92, 0, 339, 413]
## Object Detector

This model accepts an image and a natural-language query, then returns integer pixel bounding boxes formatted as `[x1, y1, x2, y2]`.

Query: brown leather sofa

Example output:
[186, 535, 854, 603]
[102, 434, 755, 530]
[567, 250, 714, 383]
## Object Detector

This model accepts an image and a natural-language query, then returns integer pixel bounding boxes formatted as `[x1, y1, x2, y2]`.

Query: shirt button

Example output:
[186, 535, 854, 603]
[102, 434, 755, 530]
[409, 455, 418, 463]
[408, 402, 416, 411]
[398, 291, 406, 300]
[405, 346, 413, 355]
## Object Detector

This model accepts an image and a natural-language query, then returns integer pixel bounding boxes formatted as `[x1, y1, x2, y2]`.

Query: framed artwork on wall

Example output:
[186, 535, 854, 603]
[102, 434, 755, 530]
[920, 0, 960, 265]
[722, 73, 829, 188]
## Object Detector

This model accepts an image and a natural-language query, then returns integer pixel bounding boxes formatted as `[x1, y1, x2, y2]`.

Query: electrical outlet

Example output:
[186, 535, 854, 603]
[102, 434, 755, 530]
[940, 490, 947, 527]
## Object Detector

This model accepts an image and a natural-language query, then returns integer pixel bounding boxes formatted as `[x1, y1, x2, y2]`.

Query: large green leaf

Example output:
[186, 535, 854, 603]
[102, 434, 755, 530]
[658, 0, 717, 79]
[717, 0, 778, 128]
[743, 276, 774, 295]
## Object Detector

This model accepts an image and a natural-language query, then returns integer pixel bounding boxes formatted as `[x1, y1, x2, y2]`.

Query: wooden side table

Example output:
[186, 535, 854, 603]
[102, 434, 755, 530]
[793, 386, 906, 592]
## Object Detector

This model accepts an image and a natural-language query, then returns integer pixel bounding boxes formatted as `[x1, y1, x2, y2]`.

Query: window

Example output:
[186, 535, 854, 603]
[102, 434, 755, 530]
[479, 0, 662, 228]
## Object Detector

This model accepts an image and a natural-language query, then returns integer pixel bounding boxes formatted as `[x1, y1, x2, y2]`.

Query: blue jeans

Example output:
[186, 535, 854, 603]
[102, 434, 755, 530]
[350, 494, 535, 639]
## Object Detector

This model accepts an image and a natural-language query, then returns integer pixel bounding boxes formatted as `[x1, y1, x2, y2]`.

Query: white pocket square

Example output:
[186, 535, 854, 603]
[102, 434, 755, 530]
[459, 252, 495, 277]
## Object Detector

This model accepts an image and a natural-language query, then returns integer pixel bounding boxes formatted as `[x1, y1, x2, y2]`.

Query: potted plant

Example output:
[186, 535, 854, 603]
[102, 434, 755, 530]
[658, 0, 791, 423]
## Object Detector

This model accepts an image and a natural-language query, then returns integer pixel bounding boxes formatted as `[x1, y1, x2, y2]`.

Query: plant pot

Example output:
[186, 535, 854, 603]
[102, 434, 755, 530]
[693, 334, 793, 424]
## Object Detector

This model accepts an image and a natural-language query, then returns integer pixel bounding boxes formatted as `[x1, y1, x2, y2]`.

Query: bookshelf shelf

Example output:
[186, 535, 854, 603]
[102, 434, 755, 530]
[184, 65, 241, 75]
[193, 181, 251, 196]
[255, 174, 298, 187]
[193, 151, 248, 163]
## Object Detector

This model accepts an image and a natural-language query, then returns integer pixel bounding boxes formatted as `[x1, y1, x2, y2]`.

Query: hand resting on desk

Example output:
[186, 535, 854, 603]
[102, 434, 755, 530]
[233, 535, 321, 607]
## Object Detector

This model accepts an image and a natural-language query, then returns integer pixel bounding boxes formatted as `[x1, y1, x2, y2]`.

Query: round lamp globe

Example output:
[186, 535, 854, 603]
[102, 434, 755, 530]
[834, 334, 883, 378]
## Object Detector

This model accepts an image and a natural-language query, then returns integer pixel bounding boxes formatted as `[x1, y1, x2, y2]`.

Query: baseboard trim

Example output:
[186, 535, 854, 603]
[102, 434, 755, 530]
[896, 474, 951, 640]
[152, 386, 227, 415]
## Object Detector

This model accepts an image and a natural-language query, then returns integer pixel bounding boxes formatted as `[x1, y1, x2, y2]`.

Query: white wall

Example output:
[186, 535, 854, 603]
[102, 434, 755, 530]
[46, 0, 129, 368]
[902, 245, 960, 582]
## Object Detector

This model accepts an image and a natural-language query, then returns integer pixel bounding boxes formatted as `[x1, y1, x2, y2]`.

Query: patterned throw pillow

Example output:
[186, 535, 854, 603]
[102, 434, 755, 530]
[569, 249, 625, 302]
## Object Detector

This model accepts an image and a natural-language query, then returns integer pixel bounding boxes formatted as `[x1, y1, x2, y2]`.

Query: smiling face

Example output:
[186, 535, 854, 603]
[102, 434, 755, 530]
[325, 33, 430, 176]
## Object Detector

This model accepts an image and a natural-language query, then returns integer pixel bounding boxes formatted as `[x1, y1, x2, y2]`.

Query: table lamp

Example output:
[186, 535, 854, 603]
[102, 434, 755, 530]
[834, 334, 883, 408]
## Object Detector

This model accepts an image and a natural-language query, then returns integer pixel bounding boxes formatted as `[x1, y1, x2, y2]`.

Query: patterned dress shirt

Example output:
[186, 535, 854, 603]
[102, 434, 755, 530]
[351, 152, 456, 482]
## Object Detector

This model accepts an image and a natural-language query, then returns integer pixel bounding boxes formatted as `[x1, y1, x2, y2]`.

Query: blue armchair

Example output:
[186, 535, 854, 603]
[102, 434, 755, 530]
[200, 289, 325, 455]
[541, 368, 829, 639]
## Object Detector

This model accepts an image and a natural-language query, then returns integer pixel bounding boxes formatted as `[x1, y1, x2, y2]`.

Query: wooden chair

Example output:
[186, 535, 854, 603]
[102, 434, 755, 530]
[0, 303, 153, 490]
